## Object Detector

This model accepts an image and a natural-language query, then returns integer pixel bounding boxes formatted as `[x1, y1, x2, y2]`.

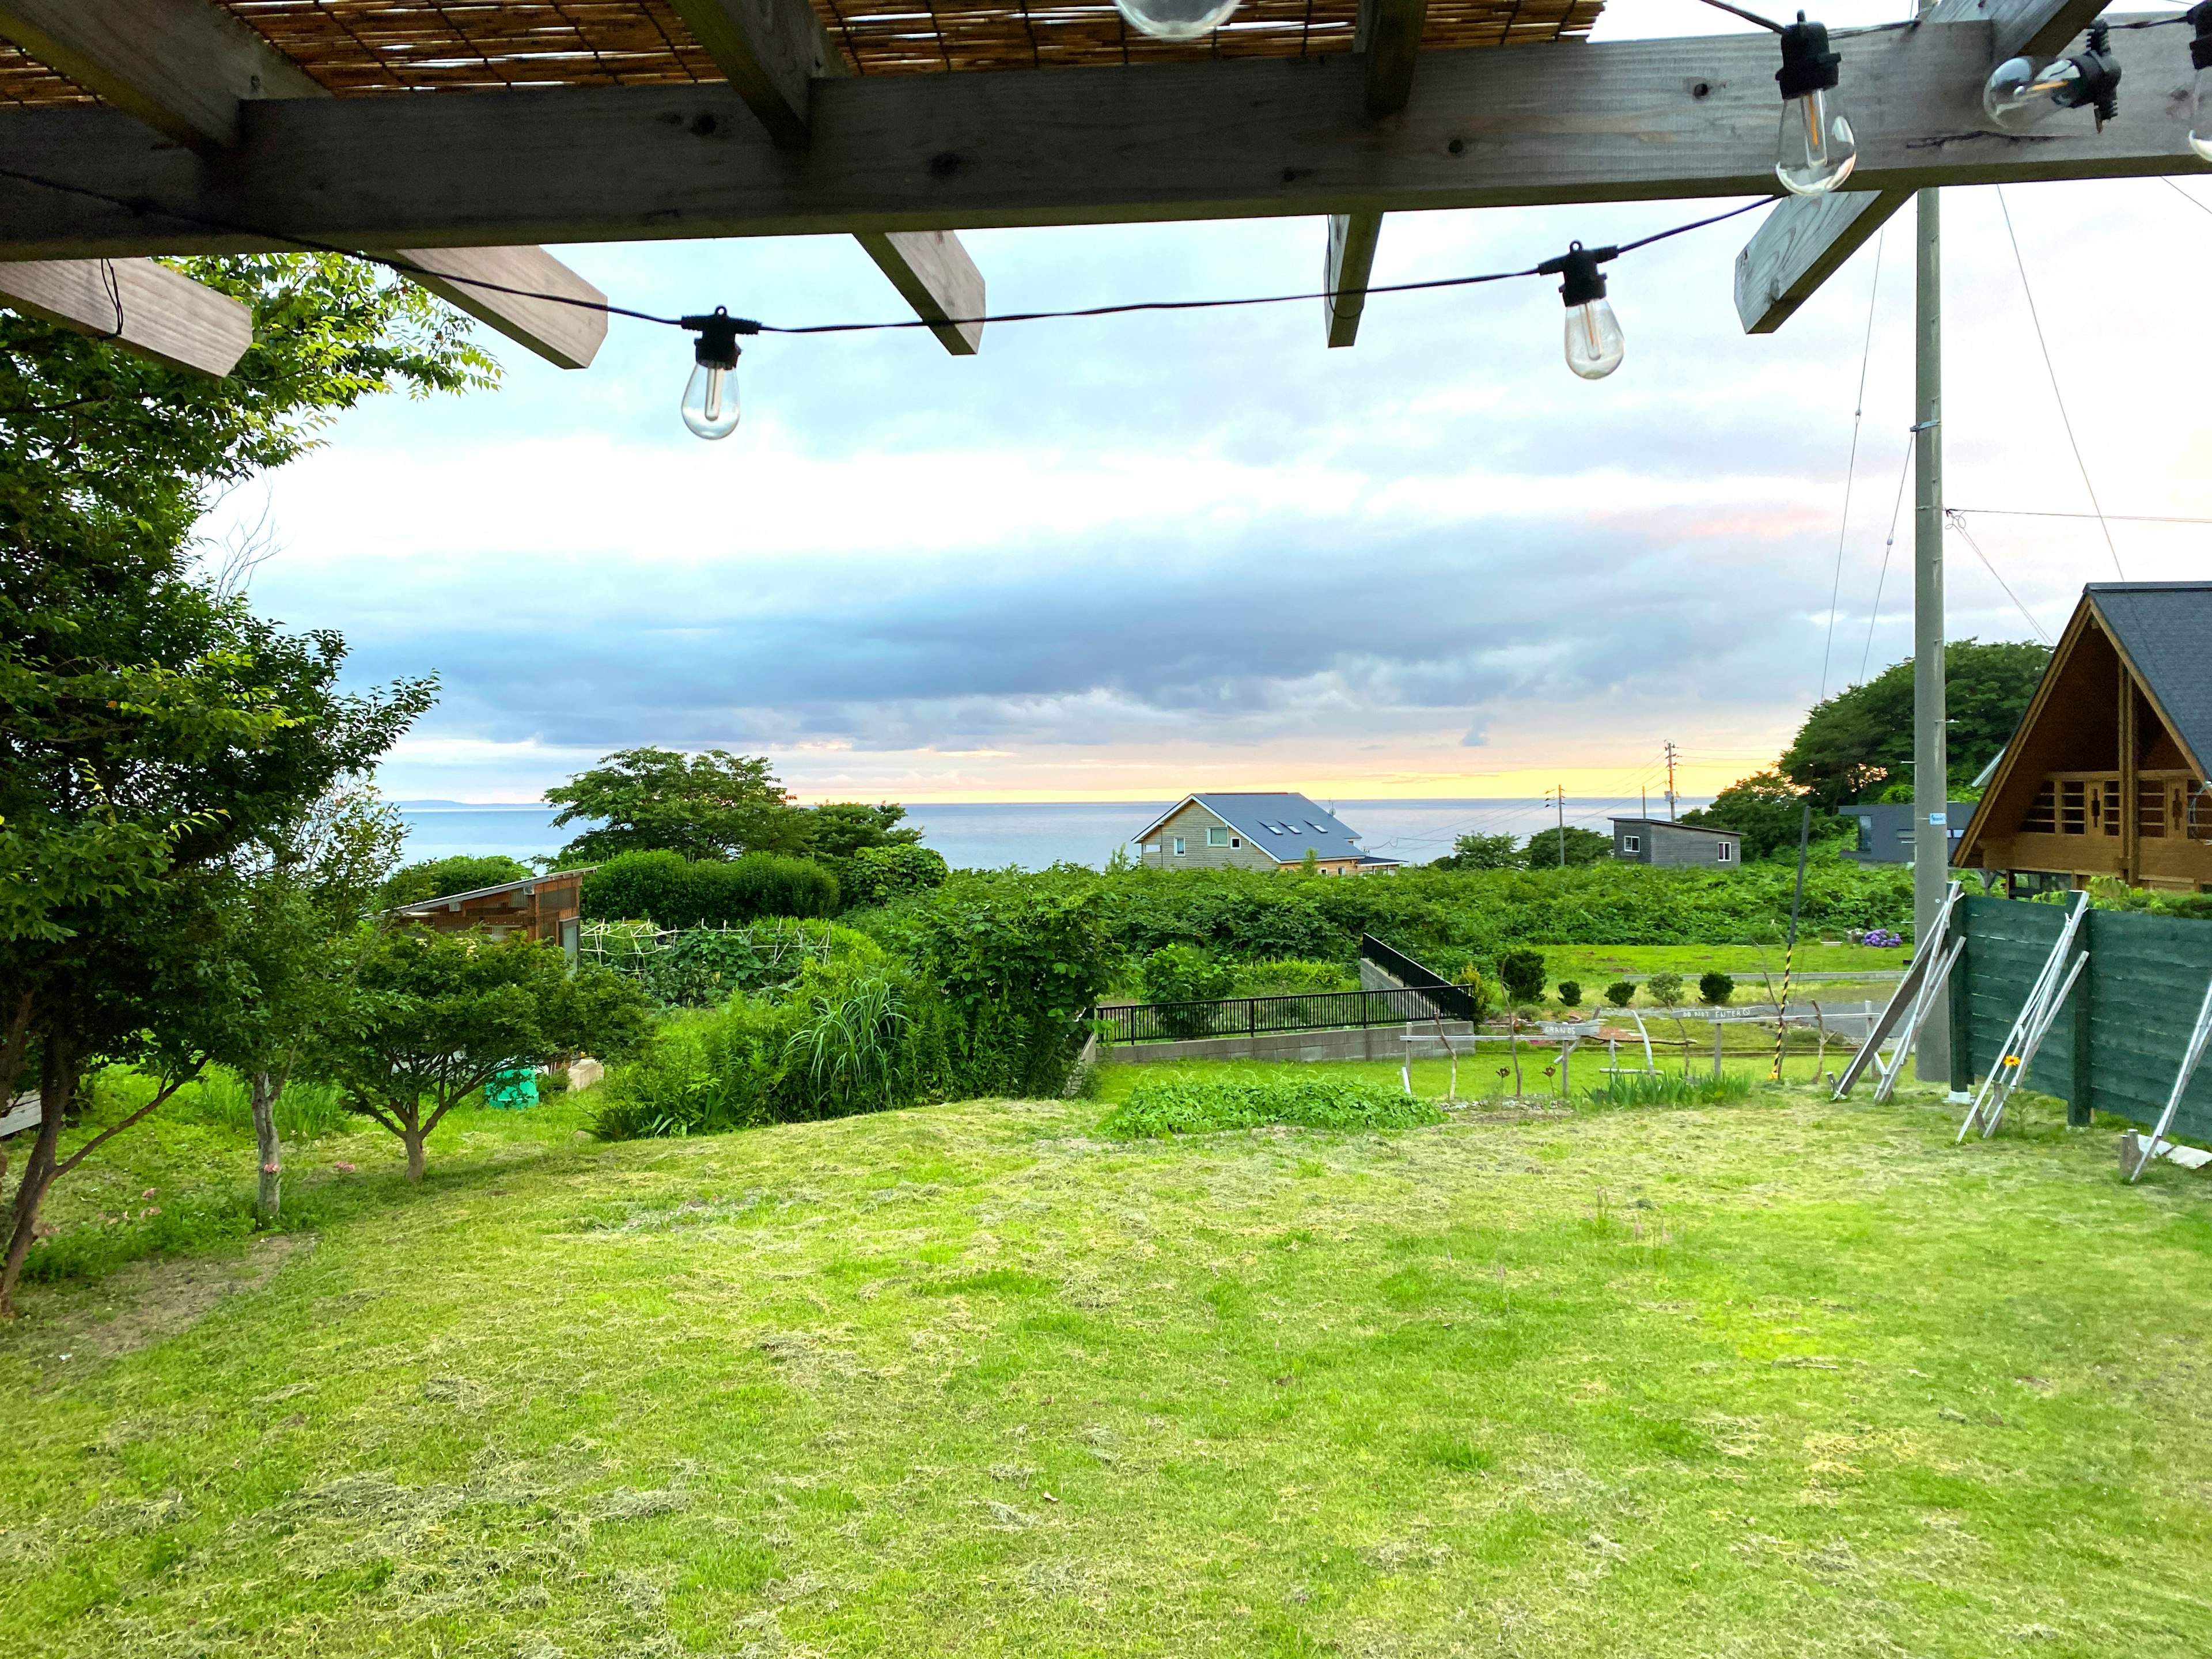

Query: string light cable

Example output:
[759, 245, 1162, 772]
[0, 159, 1766, 435]
[1857, 430, 1917, 687]
[1820, 224, 1884, 702]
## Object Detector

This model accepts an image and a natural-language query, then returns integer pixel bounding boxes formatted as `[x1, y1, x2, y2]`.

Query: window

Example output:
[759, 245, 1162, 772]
[1855, 816, 1874, 853]
[1206, 826, 1229, 846]
[1622, 834, 1641, 854]
[1308, 821, 1331, 835]
[1230, 837, 1242, 848]
[1717, 841, 1734, 863]
[1172, 836, 1186, 857]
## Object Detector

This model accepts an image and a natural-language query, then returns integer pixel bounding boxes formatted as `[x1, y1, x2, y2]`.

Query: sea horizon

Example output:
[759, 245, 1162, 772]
[395, 794, 1717, 873]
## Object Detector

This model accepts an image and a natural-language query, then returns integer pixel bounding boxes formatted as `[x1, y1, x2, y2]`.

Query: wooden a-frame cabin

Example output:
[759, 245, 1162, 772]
[1957, 583, 2212, 895]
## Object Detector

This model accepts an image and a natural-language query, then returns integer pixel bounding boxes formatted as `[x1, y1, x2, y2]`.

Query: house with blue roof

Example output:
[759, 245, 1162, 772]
[1133, 793, 1402, 874]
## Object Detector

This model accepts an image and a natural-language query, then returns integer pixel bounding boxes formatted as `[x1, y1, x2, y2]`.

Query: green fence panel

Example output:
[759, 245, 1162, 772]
[1960, 897, 2212, 1139]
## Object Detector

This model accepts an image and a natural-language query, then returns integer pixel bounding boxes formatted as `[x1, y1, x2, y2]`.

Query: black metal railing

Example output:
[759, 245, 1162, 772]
[1359, 933, 1480, 1021]
[1094, 985, 1471, 1046]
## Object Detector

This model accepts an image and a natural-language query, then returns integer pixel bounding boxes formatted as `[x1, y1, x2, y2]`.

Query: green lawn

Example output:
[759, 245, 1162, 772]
[3, 1074, 2209, 1657]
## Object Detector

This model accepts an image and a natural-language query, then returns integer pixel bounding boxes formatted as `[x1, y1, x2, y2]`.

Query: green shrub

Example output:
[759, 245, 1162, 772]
[1698, 971, 1735, 1007]
[843, 843, 950, 907]
[174, 1066, 350, 1141]
[910, 884, 1118, 1100]
[1097, 1075, 1446, 1139]
[1141, 943, 1234, 1005]
[1604, 981, 1637, 1007]
[1229, 959, 1357, 997]
[1555, 980, 1583, 1007]
[580, 849, 838, 928]
[1497, 949, 1546, 1006]
[1582, 1070, 1754, 1109]
[1646, 971, 1685, 1007]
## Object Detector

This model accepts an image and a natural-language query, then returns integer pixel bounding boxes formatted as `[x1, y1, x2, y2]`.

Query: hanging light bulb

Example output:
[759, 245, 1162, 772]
[1536, 242, 1623, 381]
[679, 307, 748, 440]
[1983, 21, 2120, 133]
[2189, 2, 2212, 162]
[1112, 0, 1239, 42]
[1774, 13, 1855, 196]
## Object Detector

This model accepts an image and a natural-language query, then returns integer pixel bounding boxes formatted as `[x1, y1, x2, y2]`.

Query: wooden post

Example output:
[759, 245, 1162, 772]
[2119, 661, 2139, 887]
[1713, 1020, 1724, 1080]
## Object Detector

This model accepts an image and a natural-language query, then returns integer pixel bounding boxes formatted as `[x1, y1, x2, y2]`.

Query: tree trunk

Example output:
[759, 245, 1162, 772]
[403, 1128, 426, 1183]
[0, 1036, 72, 1319]
[251, 1069, 282, 1220]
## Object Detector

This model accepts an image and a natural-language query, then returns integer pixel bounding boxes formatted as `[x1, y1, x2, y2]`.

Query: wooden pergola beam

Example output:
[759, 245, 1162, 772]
[1, 20, 2202, 261]
[1324, 0, 1433, 349]
[0, 0, 608, 369]
[1733, 0, 2114, 334]
[672, 0, 987, 354]
[0, 256, 251, 374]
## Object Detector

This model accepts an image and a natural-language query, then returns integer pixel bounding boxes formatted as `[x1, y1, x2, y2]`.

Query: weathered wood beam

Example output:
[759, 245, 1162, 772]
[0, 256, 251, 374]
[1362, 0, 1431, 120]
[388, 246, 609, 372]
[672, 0, 988, 353]
[1733, 0, 2115, 334]
[1325, 0, 1430, 349]
[666, 0, 838, 150]
[0, 0, 317, 152]
[1323, 211, 1384, 349]
[1, 21, 2202, 259]
[853, 230, 986, 354]
[0, 0, 606, 368]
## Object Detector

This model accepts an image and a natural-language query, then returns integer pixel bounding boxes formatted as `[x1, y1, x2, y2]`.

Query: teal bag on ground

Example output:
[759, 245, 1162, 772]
[486, 1067, 540, 1109]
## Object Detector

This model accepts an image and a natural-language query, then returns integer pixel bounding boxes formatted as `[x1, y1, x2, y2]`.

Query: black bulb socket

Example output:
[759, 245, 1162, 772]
[1776, 13, 1840, 101]
[2190, 1, 2212, 73]
[2055, 21, 2122, 127]
[680, 305, 756, 370]
[1537, 241, 1616, 309]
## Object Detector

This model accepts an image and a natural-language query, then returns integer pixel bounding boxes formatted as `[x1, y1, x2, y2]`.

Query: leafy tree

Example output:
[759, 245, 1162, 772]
[1681, 771, 1854, 862]
[380, 853, 531, 908]
[546, 748, 807, 864]
[1698, 971, 1735, 1007]
[1522, 826, 1612, 868]
[0, 253, 485, 1313]
[310, 929, 650, 1181]
[805, 802, 922, 861]
[1646, 971, 1686, 1007]
[1604, 981, 1637, 1007]
[1781, 640, 2050, 808]
[1555, 980, 1583, 1007]
[215, 786, 407, 1218]
[1433, 832, 1523, 871]
[1497, 949, 1547, 1006]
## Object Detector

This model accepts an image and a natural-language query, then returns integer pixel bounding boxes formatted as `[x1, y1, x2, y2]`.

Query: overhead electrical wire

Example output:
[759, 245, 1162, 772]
[1994, 184, 2124, 580]
[1942, 509, 2054, 645]
[1820, 225, 1884, 703]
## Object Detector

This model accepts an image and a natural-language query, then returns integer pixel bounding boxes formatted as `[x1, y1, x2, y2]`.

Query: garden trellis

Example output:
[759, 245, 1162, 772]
[578, 917, 840, 1006]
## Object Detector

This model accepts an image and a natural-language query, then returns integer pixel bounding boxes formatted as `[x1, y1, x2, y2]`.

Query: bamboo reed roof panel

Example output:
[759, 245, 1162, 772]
[0, 0, 1603, 104]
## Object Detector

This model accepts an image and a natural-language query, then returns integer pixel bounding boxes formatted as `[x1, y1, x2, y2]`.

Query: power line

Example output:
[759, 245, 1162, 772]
[1858, 431, 1917, 686]
[1994, 184, 2123, 580]
[1951, 507, 2212, 527]
[1821, 226, 1885, 702]
[1942, 509, 2054, 645]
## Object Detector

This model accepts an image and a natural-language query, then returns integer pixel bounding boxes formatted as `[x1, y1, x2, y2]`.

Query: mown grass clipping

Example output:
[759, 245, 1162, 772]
[1097, 1074, 1445, 1139]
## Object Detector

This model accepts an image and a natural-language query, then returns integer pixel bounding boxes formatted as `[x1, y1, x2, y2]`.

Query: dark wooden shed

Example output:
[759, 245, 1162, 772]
[385, 869, 589, 955]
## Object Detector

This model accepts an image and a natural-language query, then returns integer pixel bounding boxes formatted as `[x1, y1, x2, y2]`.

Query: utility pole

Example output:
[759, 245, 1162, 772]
[1554, 786, 1567, 868]
[1663, 741, 1679, 821]
[1912, 179, 1951, 1084]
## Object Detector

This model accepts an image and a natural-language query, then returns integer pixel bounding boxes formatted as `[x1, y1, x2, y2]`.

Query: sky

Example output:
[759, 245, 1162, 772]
[206, 0, 2212, 816]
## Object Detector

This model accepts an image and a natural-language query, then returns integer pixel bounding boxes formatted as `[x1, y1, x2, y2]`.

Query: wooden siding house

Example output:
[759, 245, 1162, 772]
[385, 869, 589, 956]
[1135, 794, 1400, 874]
[1957, 584, 2212, 893]
[1608, 817, 1741, 869]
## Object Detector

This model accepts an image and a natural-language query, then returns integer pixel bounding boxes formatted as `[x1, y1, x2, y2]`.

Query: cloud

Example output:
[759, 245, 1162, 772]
[209, 10, 2211, 802]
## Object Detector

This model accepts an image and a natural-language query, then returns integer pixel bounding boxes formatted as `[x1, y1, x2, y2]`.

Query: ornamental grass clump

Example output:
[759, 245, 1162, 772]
[1097, 1075, 1446, 1139]
[1582, 1070, 1755, 1111]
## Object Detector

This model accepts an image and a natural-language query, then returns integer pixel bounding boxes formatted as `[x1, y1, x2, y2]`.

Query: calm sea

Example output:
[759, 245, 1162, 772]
[395, 796, 1711, 873]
